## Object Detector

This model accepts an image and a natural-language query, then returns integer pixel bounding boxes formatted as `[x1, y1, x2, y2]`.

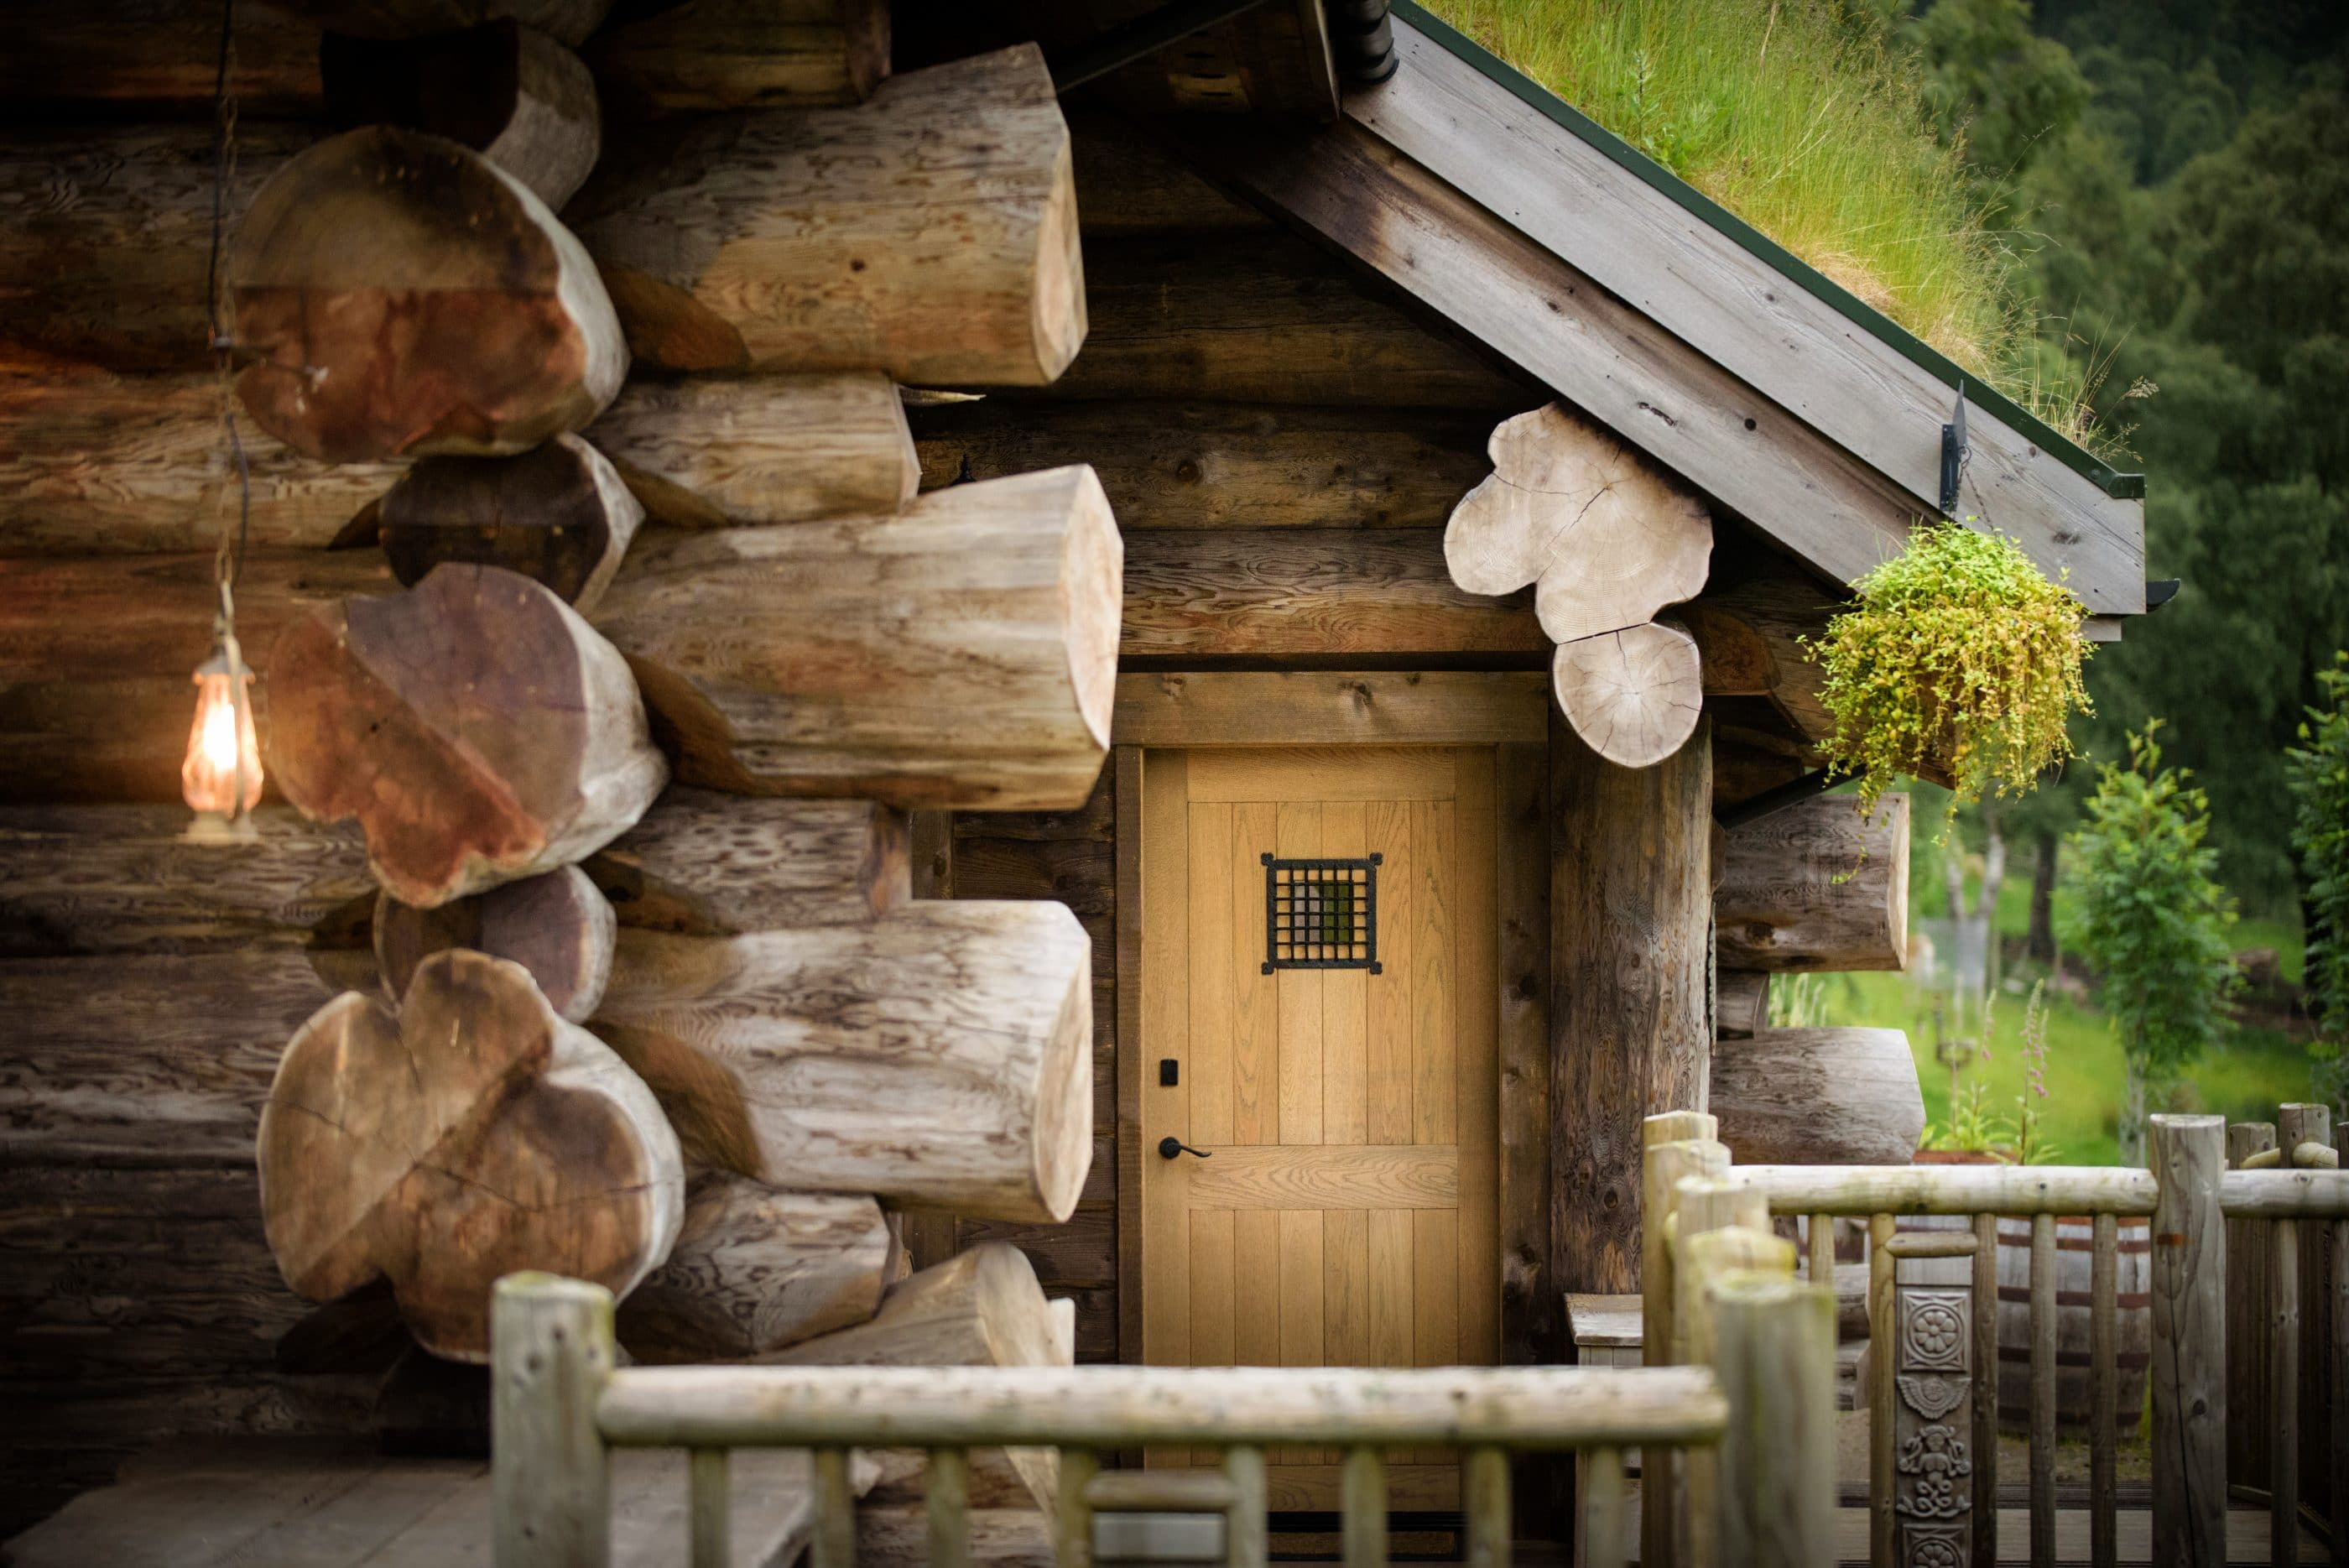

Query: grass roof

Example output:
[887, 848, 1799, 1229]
[1421, 0, 2066, 433]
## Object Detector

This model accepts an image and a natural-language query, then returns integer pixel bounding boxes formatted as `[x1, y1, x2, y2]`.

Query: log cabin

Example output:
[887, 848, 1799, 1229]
[0, 0, 2148, 1557]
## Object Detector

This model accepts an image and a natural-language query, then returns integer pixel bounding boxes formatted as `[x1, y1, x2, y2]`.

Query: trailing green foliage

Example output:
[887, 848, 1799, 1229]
[2061, 723, 2241, 1161]
[2289, 653, 2349, 1092]
[1810, 524, 2091, 817]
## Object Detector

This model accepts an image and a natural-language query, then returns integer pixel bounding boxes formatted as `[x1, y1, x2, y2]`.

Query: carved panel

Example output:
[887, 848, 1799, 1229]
[1892, 1279, 1973, 1565]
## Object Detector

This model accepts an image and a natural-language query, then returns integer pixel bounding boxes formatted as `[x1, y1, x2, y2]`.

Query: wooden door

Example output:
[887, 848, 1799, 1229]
[1138, 746, 1500, 1513]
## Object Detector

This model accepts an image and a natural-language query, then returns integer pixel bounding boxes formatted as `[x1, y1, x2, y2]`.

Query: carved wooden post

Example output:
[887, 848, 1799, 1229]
[1879, 1232, 1978, 1568]
[2149, 1114, 2227, 1566]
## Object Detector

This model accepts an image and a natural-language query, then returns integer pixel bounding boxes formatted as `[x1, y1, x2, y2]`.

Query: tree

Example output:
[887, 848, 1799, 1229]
[2062, 723, 2241, 1163]
[2289, 652, 2349, 1105]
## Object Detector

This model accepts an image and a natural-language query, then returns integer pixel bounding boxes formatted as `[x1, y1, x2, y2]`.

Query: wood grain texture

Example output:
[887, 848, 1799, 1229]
[1121, 528, 1541, 659]
[1182, 1146, 1459, 1210]
[1212, 118, 1926, 596]
[591, 372, 917, 528]
[2148, 1115, 2227, 1565]
[763, 1244, 1069, 1512]
[592, 902, 1093, 1222]
[1113, 671, 1546, 748]
[256, 950, 685, 1362]
[584, 0, 889, 116]
[1495, 743, 1555, 1380]
[0, 371, 911, 556]
[0, 122, 314, 372]
[595, 465, 1119, 811]
[618, 1176, 889, 1363]
[230, 127, 626, 462]
[0, 804, 370, 956]
[909, 399, 1493, 531]
[1047, 230, 1529, 409]
[1716, 972, 1769, 1039]
[1680, 573, 1841, 756]
[266, 563, 667, 907]
[1446, 403, 1713, 645]
[1358, 19, 2144, 615]
[0, 0, 324, 119]
[585, 789, 909, 932]
[570, 45, 1083, 385]
[1552, 711, 1712, 1294]
[0, 951, 341, 1165]
[1710, 1028, 1924, 1165]
[267, 0, 615, 44]
[1715, 793, 1909, 972]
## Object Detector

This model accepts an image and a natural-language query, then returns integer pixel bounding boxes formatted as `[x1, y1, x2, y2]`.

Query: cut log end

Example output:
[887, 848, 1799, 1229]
[1711, 1026, 1924, 1165]
[1445, 403, 1712, 644]
[265, 562, 667, 908]
[376, 864, 617, 1022]
[231, 125, 625, 463]
[379, 434, 642, 612]
[257, 949, 684, 1361]
[1551, 619, 1703, 769]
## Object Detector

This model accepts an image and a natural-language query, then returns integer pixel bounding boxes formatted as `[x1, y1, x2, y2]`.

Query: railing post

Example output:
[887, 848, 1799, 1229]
[2149, 1113, 2227, 1567]
[1676, 1225, 1794, 1568]
[1640, 1117, 1726, 1568]
[1225, 1446, 1268, 1568]
[1714, 1275, 1836, 1568]
[492, 1272, 615, 1568]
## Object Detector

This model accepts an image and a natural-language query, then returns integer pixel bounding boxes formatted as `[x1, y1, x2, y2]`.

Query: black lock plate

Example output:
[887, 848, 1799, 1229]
[1159, 1059, 1179, 1086]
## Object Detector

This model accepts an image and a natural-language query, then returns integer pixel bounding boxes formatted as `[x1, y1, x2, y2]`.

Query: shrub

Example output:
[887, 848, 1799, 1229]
[2062, 723, 2240, 1163]
[2289, 652, 2349, 1098]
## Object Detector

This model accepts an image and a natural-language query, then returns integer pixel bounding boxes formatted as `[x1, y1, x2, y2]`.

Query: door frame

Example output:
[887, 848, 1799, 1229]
[1112, 671, 1552, 1375]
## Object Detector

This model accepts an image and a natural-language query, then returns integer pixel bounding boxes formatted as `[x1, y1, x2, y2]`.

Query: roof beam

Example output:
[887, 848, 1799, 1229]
[1353, 14, 2144, 614]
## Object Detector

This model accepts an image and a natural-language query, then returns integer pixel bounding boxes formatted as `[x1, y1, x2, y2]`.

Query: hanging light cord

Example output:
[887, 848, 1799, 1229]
[206, 0, 256, 820]
[206, 0, 250, 609]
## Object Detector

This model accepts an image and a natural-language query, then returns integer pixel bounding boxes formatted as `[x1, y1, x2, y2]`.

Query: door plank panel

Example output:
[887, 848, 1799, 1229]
[1230, 800, 1279, 1144]
[1233, 1210, 1282, 1367]
[1278, 1207, 1327, 1463]
[1411, 800, 1458, 1145]
[1189, 746, 1456, 803]
[1321, 800, 1370, 1143]
[1367, 800, 1415, 1144]
[1323, 1209, 1370, 1374]
[1188, 803, 1237, 1147]
[1141, 751, 1192, 1379]
[1189, 1206, 1236, 1466]
[1274, 801, 1325, 1146]
[1369, 1208, 1414, 1369]
[1455, 749, 1502, 1365]
[1185, 1144, 1459, 1209]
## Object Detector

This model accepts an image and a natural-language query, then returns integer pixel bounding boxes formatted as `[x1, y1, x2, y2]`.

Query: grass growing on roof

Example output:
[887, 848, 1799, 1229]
[1421, 0, 2039, 409]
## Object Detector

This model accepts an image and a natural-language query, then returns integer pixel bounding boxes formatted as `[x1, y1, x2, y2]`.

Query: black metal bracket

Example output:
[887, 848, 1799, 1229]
[1939, 380, 1969, 516]
[1049, 0, 1276, 94]
[2146, 578, 2181, 610]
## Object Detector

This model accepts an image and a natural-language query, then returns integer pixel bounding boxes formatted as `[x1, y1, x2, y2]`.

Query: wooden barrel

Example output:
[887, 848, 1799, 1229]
[1993, 1215, 2151, 1430]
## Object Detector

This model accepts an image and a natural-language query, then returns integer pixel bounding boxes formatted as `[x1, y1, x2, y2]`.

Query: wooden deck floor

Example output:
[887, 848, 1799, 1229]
[3, 1440, 820, 1568]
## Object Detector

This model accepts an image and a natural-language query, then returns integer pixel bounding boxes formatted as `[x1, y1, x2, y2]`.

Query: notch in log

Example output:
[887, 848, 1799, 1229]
[322, 18, 601, 208]
[378, 435, 642, 612]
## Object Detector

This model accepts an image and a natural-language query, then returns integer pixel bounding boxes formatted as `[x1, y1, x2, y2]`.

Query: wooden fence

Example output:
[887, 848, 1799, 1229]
[1644, 1105, 2349, 1568]
[492, 1266, 1835, 1568]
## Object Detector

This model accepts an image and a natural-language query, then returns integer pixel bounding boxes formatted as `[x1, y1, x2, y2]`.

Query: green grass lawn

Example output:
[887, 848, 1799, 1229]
[1804, 820, 2314, 1166]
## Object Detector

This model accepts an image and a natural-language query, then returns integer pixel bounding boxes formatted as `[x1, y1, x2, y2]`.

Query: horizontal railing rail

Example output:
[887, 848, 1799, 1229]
[1651, 1106, 2349, 1568]
[492, 1269, 1836, 1568]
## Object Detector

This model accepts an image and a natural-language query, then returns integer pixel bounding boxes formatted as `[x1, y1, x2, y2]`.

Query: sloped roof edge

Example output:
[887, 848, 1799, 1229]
[1390, 0, 2144, 503]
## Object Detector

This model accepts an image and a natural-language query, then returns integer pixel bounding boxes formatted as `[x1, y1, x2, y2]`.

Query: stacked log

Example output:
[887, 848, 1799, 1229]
[1, 12, 1111, 1485]
[1708, 794, 1922, 1164]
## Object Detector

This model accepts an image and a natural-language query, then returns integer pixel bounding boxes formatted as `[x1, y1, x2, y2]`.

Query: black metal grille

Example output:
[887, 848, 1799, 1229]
[1262, 852, 1381, 972]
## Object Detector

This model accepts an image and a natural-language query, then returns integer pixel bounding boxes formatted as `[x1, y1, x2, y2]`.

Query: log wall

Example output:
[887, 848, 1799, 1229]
[905, 115, 1539, 1365]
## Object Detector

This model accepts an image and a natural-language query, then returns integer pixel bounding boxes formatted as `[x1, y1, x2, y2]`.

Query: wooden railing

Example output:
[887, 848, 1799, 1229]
[1644, 1105, 2349, 1568]
[492, 1268, 1835, 1567]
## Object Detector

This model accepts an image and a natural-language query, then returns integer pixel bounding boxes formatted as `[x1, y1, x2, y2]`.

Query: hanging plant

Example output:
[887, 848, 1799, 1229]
[1809, 523, 2092, 815]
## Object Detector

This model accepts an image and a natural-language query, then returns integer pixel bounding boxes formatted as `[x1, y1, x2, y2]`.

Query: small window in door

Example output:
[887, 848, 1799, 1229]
[1261, 852, 1382, 973]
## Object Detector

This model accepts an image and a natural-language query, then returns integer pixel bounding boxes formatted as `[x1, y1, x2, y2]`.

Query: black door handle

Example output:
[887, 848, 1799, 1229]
[1157, 1137, 1211, 1160]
